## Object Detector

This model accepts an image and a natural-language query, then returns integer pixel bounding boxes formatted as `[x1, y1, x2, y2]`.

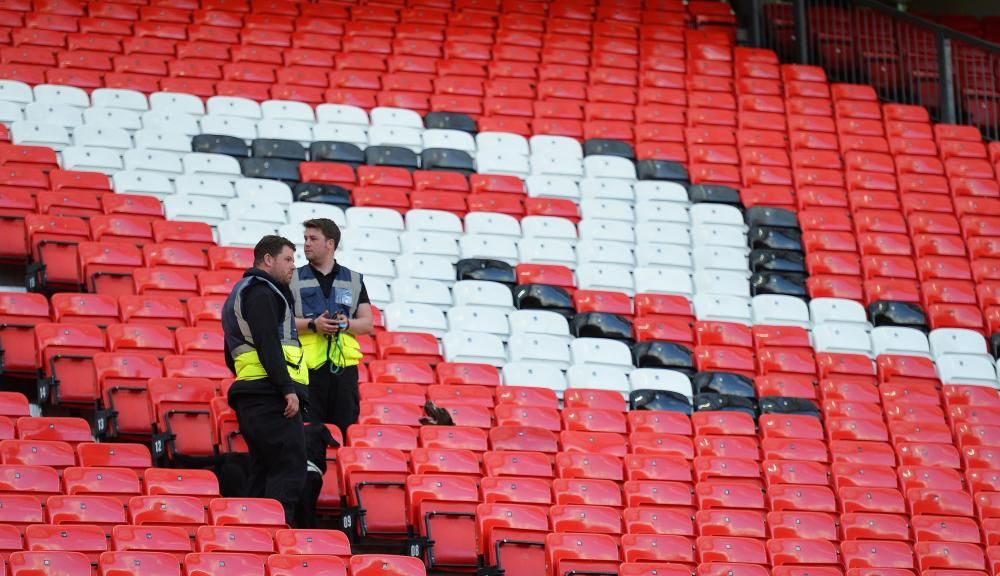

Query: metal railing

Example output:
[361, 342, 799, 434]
[748, 0, 1000, 140]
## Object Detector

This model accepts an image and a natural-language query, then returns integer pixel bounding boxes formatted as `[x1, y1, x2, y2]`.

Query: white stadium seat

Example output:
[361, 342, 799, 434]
[11, 121, 71, 150]
[508, 310, 571, 339]
[206, 96, 262, 119]
[530, 155, 583, 178]
[399, 232, 460, 260]
[74, 125, 132, 150]
[465, 212, 521, 238]
[507, 333, 571, 369]
[149, 91, 205, 116]
[693, 294, 753, 325]
[83, 107, 142, 131]
[395, 254, 456, 283]
[175, 174, 236, 202]
[529, 135, 582, 159]
[256, 119, 313, 142]
[385, 302, 448, 337]
[459, 235, 518, 265]
[141, 110, 201, 135]
[217, 220, 277, 247]
[422, 129, 476, 153]
[929, 328, 991, 359]
[691, 225, 748, 248]
[637, 222, 691, 247]
[25, 102, 83, 128]
[812, 323, 873, 357]
[235, 179, 293, 208]
[691, 203, 747, 229]
[636, 202, 691, 224]
[368, 125, 423, 153]
[635, 244, 692, 270]
[583, 155, 637, 180]
[113, 171, 174, 199]
[0, 80, 34, 106]
[390, 278, 453, 309]
[370, 106, 424, 128]
[751, 295, 811, 328]
[261, 99, 315, 122]
[346, 207, 405, 231]
[870, 326, 932, 357]
[182, 153, 242, 180]
[405, 209, 464, 236]
[579, 178, 634, 202]
[200, 115, 257, 140]
[518, 239, 576, 268]
[570, 338, 633, 369]
[577, 263, 634, 295]
[809, 297, 870, 327]
[477, 132, 529, 156]
[629, 368, 693, 398]
[226, 198, 287, 227]
[476, 150, 530, 177]
[577, 240, 635, 267]
[60, 147, 123, 173]
[525, 175, 580, 201]
[501, 362, 567, 393]
[335, 251, 395, 285]
[635, 181, 689, 204]
[315, 104, 369, 125]
[365, 279, 391, 308]
[692, 246, 750, 272]
[633, 268, 692, 297]
[34, 84, 89, 108]
[92, 88, 149, 111]
[578, 219, 635, 244]
[442, 331, 507, 366]
[936, 354, 999, 387]
[163, 195, 227, 226]
[0, 101, 21, 123]
[447, 307, 510, 339]
[133, 130, 192, 154]
[566, 365, 631, 394]
[521, 216, 577, 241]
[341, 227, 402, 255]
[312, 124, 368, 148]
[287, 202, 346, 228]
[452, 280, 515, 310]
[579, 199, 634, 222]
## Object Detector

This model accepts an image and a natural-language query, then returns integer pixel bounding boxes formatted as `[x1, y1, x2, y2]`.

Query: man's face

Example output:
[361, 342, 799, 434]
[267, 246, 296, 285]
[303, 227, 334, 264]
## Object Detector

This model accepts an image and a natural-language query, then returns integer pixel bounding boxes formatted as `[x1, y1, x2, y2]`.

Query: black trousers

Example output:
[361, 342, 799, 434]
[233, 392, 307, 527]
[308, 364, 360, 439]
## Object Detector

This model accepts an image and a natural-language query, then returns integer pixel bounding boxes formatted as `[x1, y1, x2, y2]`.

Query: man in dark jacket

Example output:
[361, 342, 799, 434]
[222, 235, 310, 527]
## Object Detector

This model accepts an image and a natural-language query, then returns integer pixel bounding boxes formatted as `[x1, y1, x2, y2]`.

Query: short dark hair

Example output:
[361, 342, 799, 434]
[303, 218, 341, 249]
[253, 235, 295, 266]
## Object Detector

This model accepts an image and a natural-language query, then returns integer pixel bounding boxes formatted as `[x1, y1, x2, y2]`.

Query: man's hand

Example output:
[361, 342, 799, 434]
[314, 312, 339, 335]
[283, 393, 300, 418]
[333, 312, 350, 332]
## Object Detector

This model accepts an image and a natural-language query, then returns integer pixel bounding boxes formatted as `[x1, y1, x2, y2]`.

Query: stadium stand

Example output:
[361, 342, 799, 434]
[0, 0, 998, 574]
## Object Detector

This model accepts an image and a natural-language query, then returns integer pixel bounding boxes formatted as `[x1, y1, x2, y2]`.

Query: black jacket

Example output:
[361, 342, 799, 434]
[226, 268, 309, 407]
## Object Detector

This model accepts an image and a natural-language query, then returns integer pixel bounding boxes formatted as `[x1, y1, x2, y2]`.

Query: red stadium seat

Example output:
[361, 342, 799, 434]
[183, 552, 265, 576]
[349, 555, 427, 576]
[24, 523, 107, 563]
[9, 551, 92, 576]
[267, 555, 347, 576]
[98, 551, 182, 576]
[0, 293, 49, 374]
[128, 495, 207, 537]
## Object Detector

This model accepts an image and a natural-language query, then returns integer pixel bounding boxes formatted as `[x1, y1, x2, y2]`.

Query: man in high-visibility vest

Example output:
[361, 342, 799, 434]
[290, 218, 373, 436]
[222, 235, 309, 526]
